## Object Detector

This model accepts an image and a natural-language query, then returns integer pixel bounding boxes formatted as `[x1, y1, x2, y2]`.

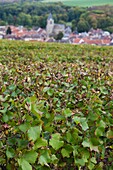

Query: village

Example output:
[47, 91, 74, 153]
[0, 13, 113, 46]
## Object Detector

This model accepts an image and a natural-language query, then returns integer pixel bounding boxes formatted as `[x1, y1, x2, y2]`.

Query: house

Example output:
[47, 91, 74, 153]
[0, 34, 4, 39]
[0, 26, 6, 38]
[3, 26, 46, 41]
[73, 37, 111, 46]
[22, 34, 44, 41]
[59, 38, 71, 44]
[45, 37, 56, 43]
[46, 13, 65, 36]
[36, 28, 47, 39]
[4, 34, 18, 40]
[64, 26, 72, 38]
[109, 39, 113, 45]
[0, 26, 6, 33]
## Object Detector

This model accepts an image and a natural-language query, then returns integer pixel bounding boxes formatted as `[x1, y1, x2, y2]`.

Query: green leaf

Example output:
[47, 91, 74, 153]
[82, 139, 99, 152]
[95, 127, 105, 137]
[90, 137, 100, 146]
[0, 95, 9, 102]
[27, 126, 42, 141]
[61, 148, 70, 158]
[74, 117, 89, 131]
[47, 88, 54, 96]
[88, 161, 95, 170]
[90, 157, 97, 164]
[19, 123, 31, 133]
[106, 129, 113, 139]
[8, 84, 16, 91]
[34, 165, 50, 170]
[82, 151, 90, 163]
[43, 87, 49, 93]
[6, 148, 15, 158]
[34, 138, 47, 149]
[17, 139, 28, 149]
[38, 150, 50, 166]
[75, 158, 85, 166]
[50, 133, 61, 140]
[49, 139, 64, 150]
[96, 162, 104, 170]
[61, 144, 73, 158]
[23, 151, 38, 163]
[81, 121, 89, 131]
[95, 120, 106, 136]
[51, 155, 58, 164]
[63, 108, 72, 117]
[0, 157, 5, 163]
[54, 115, 65, 121]
[82, 140, 90, 148]
[0, 103, 9, 114]
[18, 158, 32, 170]
[100, 87, 108, 94]
[66, 128, 81, 144]
[49, 133, 64, 150]
[11, 91, 17, 97]
[0, 141, 3, 148]
[90, 145, 99, 152]
[2, 114, 9, 122]
[26, 95, 37, 103]
[99, 120, 106, 128]
[73, 116, 80, 124]
[31, 104, 43, 118]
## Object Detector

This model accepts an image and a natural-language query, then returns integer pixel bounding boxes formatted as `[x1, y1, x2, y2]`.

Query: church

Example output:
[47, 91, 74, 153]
[46, 13, 65, 36]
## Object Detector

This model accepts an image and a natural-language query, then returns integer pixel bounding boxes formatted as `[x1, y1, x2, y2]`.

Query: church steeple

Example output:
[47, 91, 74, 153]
[47, 13, 53, 20]
[46, 13, 54, 36]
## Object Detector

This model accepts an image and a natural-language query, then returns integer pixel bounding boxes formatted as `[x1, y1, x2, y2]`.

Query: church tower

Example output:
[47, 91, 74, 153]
[46, 13, 54, 36]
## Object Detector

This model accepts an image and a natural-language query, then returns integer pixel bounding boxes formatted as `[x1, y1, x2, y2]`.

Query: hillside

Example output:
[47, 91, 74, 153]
[0, 0, 18, 2]
[0, 0, 41, 3]
[0, 1, 113, 33]
[0, 40, 113, 169]
[43, 0, 113, 7]
[0, 0, 113, 6]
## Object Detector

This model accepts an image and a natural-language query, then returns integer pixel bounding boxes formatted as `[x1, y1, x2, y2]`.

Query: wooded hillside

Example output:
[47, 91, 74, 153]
[0, 2, 113, 33]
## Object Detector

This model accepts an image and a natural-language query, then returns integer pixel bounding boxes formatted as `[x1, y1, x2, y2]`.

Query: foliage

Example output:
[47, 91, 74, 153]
[0, 2, 113, 32]
[6, 26, 12, 35]
[77, 19, 90, 32]
[54, 32, 64, 40]
[0, 40, 113, 169]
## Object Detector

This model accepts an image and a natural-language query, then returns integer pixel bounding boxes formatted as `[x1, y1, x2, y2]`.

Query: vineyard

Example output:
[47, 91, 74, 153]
[0, 40, 113, 170]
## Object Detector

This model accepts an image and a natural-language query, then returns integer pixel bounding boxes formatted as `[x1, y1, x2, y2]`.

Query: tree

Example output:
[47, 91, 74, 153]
[0, 20, 6, 26]
[87, 16, 98, 29]
[71, 19, 77, 31]
[54, 31, 63, 40]
[58, 20, 66, 25]
[97, 17, 108, 29]
[18, 13, 32, 26]
[32, 15, 40, 26]
[7, 14, 14, 25]
[77, 19, 90, 32]
[6, 26, 12, 35]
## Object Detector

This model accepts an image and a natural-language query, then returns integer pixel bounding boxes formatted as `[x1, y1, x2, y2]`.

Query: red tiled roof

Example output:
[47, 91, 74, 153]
[73, 38, 82, 44]
[73, 37, 110, 45]
[101, 39, 111, 44]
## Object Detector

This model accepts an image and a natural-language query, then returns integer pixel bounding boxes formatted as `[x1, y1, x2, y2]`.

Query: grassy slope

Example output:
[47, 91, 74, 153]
[43, 0, 113, 7]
